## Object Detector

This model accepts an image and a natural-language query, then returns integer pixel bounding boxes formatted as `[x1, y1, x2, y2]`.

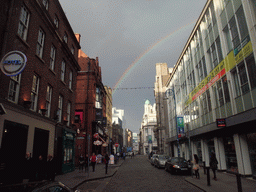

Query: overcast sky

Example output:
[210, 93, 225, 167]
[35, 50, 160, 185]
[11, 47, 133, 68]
[59, 0, 207, 134]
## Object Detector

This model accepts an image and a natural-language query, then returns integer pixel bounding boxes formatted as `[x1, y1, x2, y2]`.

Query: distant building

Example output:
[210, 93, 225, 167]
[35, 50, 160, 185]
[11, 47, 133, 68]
[133, 132, 139, 153]
[139, 100, 157, 155]
[112, 107, 124, 154]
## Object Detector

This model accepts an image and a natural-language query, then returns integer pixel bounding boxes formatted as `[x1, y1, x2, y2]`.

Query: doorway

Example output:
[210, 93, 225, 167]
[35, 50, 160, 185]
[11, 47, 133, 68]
[33, 128, 49, 161]
[1, 120, 28, 184]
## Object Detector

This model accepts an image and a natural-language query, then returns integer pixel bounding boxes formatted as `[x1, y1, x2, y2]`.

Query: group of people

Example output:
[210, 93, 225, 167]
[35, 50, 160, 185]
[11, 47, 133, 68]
[23, 152, 56, 183]
[78, 152, 110, 174]
[192, 152, 218, 180]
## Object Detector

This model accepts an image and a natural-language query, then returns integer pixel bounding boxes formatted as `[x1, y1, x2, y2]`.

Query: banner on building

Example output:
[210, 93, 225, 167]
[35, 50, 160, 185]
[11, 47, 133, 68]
[177, 116, 184, 138]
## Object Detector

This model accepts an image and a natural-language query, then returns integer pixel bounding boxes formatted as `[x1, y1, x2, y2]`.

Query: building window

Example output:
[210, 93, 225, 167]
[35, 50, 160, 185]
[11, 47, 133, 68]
[61, 60, 66, 82]
[222, 76, 230, 103]
[217, 80, 224, 107]
[67, 102, 71, 126]
[223, 25, 233, 53]
[31, 75, 40, 111]
[8, 74, 21, 103]
[231, 69, 241, 97]
[49, 45, 56, 71]
[236, 6, 249, 41]
[42, 0, 49, 10]
[36, 28, 45, 58]
[46, 85, 52, 117]
[71, 45, 75, 54]
[63, 32, 68, 43]
[206, 89, 212, 112]
[238, 62, 249, 94]
[58, 95, 63, 122]
[69, 71, 73, 89]
[54, 16, 59, 28]
[17, 6, 30, 41]
[246, 56, 256, 89]
[229, 16, 240, 49]
[216, 37, 223, 62]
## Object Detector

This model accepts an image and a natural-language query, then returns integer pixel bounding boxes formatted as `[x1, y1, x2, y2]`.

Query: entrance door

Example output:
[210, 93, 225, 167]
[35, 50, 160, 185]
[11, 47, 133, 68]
[33, 128, 49, 161]
[1, 120, 28, 184]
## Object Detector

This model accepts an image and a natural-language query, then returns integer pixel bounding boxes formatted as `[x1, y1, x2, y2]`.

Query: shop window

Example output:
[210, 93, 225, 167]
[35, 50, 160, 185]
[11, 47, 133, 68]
[223, 137, 238, 172]
[231, 68, 241, 97]
[236, 6, 249, 41]
[222, 75, 230, 103]
[30, 74, 40, 111]
[216, 37, 223, 62]
[8, 74, 21, 103]
[238, 62, 249, 94]
[17, 6, 30, 41]
[246, 56, 256, 89]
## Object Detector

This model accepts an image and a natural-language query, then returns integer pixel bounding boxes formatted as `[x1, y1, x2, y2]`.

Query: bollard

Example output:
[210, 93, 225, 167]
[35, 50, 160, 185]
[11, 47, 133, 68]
[236, 173, 242, 192]
[206, 167, 211, 186]
[203, 161, 206, 174]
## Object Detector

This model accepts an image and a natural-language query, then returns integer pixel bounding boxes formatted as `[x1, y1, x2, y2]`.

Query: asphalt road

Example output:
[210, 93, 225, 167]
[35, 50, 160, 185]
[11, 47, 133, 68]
[78, 155, 204, 192]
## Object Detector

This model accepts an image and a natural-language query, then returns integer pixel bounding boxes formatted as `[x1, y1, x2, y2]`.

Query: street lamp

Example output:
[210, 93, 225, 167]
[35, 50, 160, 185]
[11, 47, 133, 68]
[165, 86, 180, 158]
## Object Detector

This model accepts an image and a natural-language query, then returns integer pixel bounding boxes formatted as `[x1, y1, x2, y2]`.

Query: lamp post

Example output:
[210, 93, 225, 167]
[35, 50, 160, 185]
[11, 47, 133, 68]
[166, 86, 180, 158]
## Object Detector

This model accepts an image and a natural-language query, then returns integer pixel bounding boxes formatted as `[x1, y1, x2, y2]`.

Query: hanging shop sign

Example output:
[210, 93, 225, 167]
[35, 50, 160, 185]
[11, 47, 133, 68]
[216, 118, 226, 127]
[0, 51, 27, 76]
[115, 143, 119, 148]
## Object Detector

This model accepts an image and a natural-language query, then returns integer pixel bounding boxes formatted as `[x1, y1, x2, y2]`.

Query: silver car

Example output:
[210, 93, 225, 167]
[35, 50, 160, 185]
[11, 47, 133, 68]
[150, 154, 158, 165]
[154, 155, 169, 168]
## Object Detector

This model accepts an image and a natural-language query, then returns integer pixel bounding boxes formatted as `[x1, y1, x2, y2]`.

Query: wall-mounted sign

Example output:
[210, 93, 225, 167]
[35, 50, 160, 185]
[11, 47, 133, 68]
[0, 51, 27, 76]
[177, 116, 184, 137]
[216, 119, 226, 127]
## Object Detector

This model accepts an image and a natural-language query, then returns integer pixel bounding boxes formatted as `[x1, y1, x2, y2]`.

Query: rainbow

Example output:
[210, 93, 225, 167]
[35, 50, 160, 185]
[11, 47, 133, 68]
[113, 20, 196, 95]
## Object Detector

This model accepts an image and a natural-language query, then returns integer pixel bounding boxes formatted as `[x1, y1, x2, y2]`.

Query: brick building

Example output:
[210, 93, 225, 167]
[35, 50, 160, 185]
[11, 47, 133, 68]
[74, 36, 107, 165]
[0, 0, 81, 183]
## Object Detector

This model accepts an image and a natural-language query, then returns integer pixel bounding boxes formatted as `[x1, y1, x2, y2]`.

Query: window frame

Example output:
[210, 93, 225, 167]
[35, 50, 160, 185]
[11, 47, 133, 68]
[36, 28, 45, 58]
[69, 70, 73, 89]
[17, 5, 30, 41]
[46, 85, 52, 117]
[67, 102, 71, 126]
[61, 60, 66, 82]
[42, 0, 49, 10]
[49, 45, 56, 71]
[30, 74, 40, 111]
[58, 95, 63, 122]
[8, 74, 21, 103]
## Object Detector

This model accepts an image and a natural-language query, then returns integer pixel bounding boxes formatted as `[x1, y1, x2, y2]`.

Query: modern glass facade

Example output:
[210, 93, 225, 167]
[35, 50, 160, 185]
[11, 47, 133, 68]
[165, 0, 256, 177]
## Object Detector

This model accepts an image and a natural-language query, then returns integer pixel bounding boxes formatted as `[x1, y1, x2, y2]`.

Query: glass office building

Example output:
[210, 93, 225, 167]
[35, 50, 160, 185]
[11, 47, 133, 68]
[165, 0, 256, 177]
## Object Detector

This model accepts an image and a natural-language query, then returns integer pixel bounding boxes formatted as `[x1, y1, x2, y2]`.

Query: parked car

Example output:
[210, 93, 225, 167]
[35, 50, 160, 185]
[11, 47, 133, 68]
[154, 155, 169, 168]
[150, 154, 158, 165]
[165, 157, 191, 174]
[0, 181, 81, 192]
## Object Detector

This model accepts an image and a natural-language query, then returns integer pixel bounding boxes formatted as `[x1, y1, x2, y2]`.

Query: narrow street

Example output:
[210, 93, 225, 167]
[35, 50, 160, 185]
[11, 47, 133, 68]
[77, 155, 203, 192]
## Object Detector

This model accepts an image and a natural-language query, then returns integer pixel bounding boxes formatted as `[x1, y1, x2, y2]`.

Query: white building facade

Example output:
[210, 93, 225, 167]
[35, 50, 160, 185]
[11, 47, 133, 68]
[140, 100, 158, 155]
[165, 0, 256, 178]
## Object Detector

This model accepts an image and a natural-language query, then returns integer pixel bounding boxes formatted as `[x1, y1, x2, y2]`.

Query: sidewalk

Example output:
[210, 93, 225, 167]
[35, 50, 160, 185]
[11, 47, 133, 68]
[55, 159, 124, 189]
[185, 168, 256, 192]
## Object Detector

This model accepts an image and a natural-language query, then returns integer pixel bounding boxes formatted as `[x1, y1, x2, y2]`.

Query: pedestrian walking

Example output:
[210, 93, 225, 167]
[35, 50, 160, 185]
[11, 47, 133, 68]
[90, 152, 97, 172]
[210, 151, 218, 181]
[23, 152, 34, 183]
[84, 154, 89, 174]
[104, 153, 110, 174]
[79, 154, 85, 173]
[132, 152, 134, 158]
[192, 154, 200, 179]
[46, 155, 56, 181]
[35, 155, 46, 181]
[123, 152, 126, 160]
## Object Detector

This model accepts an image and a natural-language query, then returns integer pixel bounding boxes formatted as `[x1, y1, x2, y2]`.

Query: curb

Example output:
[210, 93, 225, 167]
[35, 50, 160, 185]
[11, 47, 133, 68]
[184, 178, 207, 192]
[72, 160, 124, 189]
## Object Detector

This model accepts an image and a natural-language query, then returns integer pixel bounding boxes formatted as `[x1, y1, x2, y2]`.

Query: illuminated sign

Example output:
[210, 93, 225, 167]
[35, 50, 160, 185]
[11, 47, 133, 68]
[216, 119, 226, 127]
[0, 51, 27, 76]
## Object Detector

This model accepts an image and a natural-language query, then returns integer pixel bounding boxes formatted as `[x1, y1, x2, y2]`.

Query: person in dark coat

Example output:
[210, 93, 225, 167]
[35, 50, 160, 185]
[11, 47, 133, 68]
[79, 154, 85, 173]
[36, 155, 46, 181]
[84, 154, 89, 174]
[23, 152, 34, 182]
[210, 152, 218, 180]
[46, 155, 56, 181]
[104, 153, 110, 174]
